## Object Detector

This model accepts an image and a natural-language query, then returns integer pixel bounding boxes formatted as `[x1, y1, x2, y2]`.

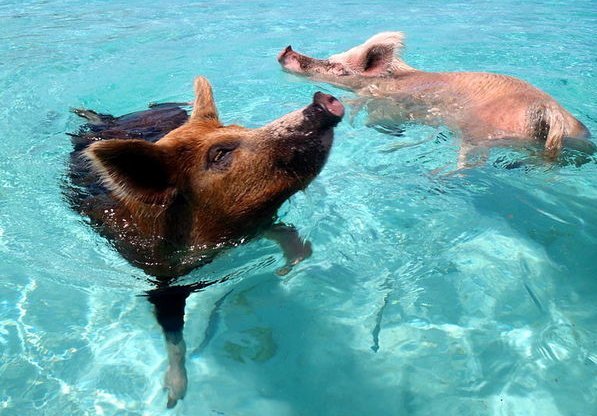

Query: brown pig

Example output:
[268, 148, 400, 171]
[278, 32, 592, 166]
[66, 76, 344, 407]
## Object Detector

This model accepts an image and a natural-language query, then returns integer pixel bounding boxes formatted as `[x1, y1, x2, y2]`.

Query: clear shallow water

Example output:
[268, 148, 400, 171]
[0, 0, 596, 415]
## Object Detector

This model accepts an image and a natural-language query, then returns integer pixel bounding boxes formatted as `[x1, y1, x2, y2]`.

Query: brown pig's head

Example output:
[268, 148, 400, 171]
[278, 32, 415, 90]
[84, 77, 344, 246]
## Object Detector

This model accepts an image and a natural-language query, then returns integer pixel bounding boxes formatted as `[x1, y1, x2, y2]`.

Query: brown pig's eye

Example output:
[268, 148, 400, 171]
[206, 142, 239, 170]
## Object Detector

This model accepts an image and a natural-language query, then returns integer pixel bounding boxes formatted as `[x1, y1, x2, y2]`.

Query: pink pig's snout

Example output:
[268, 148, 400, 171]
[278, 45, 304, 73]
[277, 45, 294, 62]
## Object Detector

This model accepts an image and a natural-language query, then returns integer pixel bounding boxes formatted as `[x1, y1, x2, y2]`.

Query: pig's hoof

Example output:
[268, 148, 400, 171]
[276, 265, 292, 276]
[299, 241, 313, 261]
[276, 241, 312, 276]
[164, 365, 187, 408]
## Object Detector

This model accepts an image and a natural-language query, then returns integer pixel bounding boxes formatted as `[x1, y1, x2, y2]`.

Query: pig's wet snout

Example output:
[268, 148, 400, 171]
[278, 45, 305, 73]
[277, 45, 293, 63]
[313, 92, 345, 121]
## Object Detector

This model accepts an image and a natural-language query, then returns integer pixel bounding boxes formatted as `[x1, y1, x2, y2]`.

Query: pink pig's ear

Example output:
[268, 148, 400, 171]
[330, 32, 407, 75]
[85, 139, 178, 205]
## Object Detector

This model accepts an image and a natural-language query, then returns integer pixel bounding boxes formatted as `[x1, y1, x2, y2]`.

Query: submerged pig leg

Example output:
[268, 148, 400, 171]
[147, 286, 193, 408]
[265, 223, 313, 276]
[457, 141, 489, 170]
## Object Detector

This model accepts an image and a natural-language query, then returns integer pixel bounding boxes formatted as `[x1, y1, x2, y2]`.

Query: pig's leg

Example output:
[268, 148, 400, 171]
[363, 98, 410, 136]
[371, 121, 406, 137]
[265, 223, 312, 276]
[147, 286, 193, 408]
[457, 142, 489, 169]
[343, 97, 368, 126]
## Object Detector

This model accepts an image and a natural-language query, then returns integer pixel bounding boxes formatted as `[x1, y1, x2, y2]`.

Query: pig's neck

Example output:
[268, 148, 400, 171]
[353, 69, 425, 95]
[120, 201, 250, 249]
[91, 197, 225, 276]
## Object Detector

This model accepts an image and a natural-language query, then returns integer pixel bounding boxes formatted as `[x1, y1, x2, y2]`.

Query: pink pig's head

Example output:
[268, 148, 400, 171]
[278, 32, 415, 90]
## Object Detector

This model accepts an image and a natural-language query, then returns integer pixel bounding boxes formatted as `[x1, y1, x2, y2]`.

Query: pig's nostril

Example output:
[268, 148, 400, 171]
[312, 92, 344, 119]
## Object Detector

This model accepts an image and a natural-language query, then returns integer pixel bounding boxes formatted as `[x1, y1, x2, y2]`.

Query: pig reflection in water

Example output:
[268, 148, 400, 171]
[66, 77, 344, 407]
[278, 32, 593, 167]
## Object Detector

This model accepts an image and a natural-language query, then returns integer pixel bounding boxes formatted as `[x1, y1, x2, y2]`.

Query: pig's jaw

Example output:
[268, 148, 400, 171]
[278, 54, 385, 92]
[278, 45, 350, 83]
[308, 71, 377, 92]
[280, 55, 303, 73]
[280, 61, 368, 91]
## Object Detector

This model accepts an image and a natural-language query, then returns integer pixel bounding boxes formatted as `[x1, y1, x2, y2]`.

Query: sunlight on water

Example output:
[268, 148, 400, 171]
[0, 0, 596, 415]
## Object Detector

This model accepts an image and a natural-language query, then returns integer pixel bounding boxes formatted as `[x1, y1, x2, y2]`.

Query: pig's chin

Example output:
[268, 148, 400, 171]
[269, 92, 342, 180]
[281, 128, 334, 181]
[281, 58, 303, 74]
[317, 127, 334, 152]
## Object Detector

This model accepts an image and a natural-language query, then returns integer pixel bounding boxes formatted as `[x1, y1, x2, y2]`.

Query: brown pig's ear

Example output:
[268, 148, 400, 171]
[190, 76, 220, 123]
[85, 139, 177, 204]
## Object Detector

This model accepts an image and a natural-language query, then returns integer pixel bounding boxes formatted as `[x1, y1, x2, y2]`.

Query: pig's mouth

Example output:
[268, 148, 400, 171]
[277, 45, 302, 72]
[277, 45, 327, 75]
[278, 45, 350, 79]
[277, 45, 293, 62]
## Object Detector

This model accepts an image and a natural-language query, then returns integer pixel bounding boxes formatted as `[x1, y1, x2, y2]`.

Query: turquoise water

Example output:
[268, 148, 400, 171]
[1, 0, 596, 414]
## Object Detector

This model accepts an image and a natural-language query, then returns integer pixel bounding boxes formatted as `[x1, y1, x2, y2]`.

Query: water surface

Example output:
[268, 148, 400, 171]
[0, 1, 596, 415]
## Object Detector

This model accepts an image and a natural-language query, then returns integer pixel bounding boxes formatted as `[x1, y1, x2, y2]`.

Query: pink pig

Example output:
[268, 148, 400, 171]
[278, 32, 592, 166]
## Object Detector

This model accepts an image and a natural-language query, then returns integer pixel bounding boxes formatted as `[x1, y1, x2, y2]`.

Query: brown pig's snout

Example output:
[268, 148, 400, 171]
[312, 92, 345, 121]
